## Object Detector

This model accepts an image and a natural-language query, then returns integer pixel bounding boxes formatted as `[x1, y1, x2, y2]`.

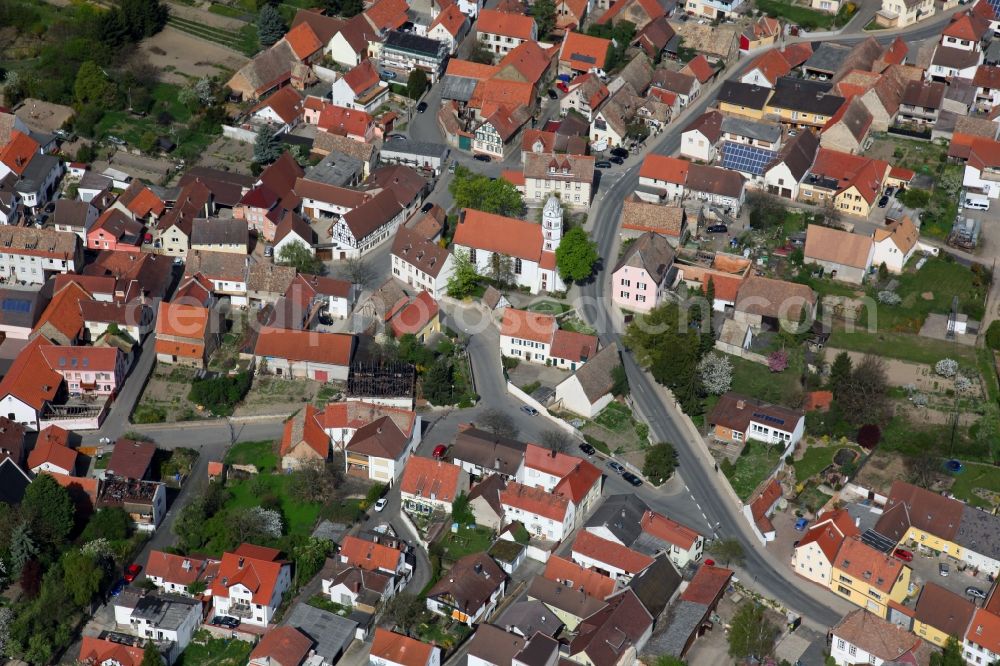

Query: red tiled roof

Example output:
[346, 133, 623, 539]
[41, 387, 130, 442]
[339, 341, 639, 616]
[107, 438, 156, 480]
[809, 148, 889, 204]
[967, 137, 1000, 171]
[344, 60, 381, 95]
[639, 154, 689, 184]
[40, 345, 119, 373]
[340, 534, 403, 572]
[746, 50, 792, 85]
[390, 291, 439, 337]
[0, 131, 38, 176]
[944, 11, 989, 42]
[476, 9, 536, 40]
[550, 329, 598, 363]
[254, 326, 354, 366]
[544, 554, 617, 598]
[470, 78, 536, 117]
[795, 508, 859, 562]
[681, 55, 715, 84]
[553, 460, 602, 504]
[968, 608, 1000, 655]
[500, 480, 571, 521]
[319, 401, 416, 436]
[79, 637, 144, 666]
[749, 478, 782, 535]
[572, 531, 654, 574]
[212, 543, 287, 605]
[318, 104, 374, 137]
[498, 41, 556, 85]
[121, 183, 166, 218]
[250, 626, 313, 666]
[680, 563, 733, 605]
[500, 308, 555, 344]
[283, 21, 323, 60]
[34, 282, 90, 342]
[400, 455, 464, 503]
[779, 43, 813, 68]
[0, 336, 61, 409]
[446, 59, 500, 80]
[834, 537, 905, 593]
[453, 209, 544, 262]
[146, 550, 213, 587]
[639, 509, 700, 550]
[888, 165, 914, 181]
[560, 31, 610, 70]
[524, 443, 583, 478]
[804, 390, 834, 412]
[880, 37, 908, 67]
[157, 301, 209, 340]
[252, 86, 304, 126]
[27, 438, 77, 474]
[36, 424, 69, 448]
[371, 628, 436, 666]
[280, 403, 328, 459]
[430, 2, 467, 36]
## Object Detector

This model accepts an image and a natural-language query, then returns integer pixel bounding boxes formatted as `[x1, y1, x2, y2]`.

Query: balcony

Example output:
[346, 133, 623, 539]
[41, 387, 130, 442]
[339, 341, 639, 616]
[229, 602, 254, 619]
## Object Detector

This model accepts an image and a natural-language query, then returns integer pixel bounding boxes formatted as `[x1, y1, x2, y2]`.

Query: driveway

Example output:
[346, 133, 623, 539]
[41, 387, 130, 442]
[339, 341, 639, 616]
[904, 543, 991, 604]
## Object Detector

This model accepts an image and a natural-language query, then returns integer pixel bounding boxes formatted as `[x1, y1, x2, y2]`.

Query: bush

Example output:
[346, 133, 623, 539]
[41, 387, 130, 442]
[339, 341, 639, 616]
[188, 372, 252, 416]
[643, 442, 678, 485]
[899, 188, 931, 209]
[856, 424, 881, 449]
[877, 290, 901, 305]
[132, 404, 166, 424]
[986, 321, 1000, 350]
[935, 358, 959, 378]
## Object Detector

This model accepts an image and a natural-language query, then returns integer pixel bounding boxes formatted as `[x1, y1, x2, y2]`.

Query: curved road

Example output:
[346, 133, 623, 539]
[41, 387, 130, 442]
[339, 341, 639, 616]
[577, 9, 965, 627]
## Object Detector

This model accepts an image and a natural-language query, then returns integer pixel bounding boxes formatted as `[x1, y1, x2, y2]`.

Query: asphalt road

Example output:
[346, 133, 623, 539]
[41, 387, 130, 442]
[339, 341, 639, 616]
[572, 6, 968, 628]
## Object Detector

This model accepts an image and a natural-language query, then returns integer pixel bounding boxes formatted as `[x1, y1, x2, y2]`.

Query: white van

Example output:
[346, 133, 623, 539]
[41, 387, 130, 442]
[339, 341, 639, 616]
[965, 196, 990, 211]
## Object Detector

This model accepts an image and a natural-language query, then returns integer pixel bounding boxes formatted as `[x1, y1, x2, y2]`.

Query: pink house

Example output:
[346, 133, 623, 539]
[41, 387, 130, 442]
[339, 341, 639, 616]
[86, 208, 144, 254]
[39, 345, 127, 397]
[611, 232, 677, 314]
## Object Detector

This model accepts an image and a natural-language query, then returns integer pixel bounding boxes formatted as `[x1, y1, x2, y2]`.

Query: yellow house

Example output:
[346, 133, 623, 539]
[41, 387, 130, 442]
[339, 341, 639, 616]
[873, 481, 965, 557]
[765, 77, 844, 128]
[798, 148, 891, 218]
[830, 537, 911, 618]
[913, 582, 976, 648]
[389, 291, 441, 343]
[717, 81, 771, 120]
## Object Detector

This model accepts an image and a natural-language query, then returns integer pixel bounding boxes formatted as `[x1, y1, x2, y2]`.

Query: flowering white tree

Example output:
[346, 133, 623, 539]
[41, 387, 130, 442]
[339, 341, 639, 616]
[877, 291, 901, 305]
[245, 507, 283, 539]
[955, 376, 973, 393]
[0, 606, 11, 656]
[698, 353, 733, 395]
[935, 358, 959, 378]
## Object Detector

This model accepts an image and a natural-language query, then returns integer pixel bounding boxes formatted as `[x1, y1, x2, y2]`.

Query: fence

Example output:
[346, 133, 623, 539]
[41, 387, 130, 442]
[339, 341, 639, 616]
[222, 124, 258, 144]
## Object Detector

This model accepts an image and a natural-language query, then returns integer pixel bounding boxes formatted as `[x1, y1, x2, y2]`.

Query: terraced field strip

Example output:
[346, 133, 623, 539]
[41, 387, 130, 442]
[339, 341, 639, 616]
[166, 15, 255, 54]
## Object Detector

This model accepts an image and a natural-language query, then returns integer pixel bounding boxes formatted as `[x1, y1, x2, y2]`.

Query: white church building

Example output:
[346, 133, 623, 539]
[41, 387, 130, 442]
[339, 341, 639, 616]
[451, 197, 566, 294]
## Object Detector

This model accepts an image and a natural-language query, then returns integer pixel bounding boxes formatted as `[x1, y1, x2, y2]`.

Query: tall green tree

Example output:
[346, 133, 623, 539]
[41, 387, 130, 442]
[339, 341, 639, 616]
[253, 124, 283, 165]
[140, 641, 162, 666]
[533, 0, 557, 37]
[422, 358, 455, 405]
[728, 603, 778, 661]
[383, 593, 428, 637]
[555, 227, 599, 283]
[22, 474, 74, 552]
[277, 240, 324, 274]
[407, 69, 429, 100]
[643, 442, 677, 485]
[81, 507, 131, 542]
[61, 549, 104, 607]
[828, 351, 853, 395]
[119, 0, 169, 40]
[74, 61, 117, 107]
[257, 4, 287, 46]
[449, 166, 524, 216]
[624, 301, 706, 413]
[930, 637, 964, 666]
[709, 538, 745, 566]
[447, 249, 480, 298]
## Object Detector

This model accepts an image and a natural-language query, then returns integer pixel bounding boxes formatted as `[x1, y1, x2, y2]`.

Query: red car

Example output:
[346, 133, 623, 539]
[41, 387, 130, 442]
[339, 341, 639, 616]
[432, 444, 448, 459]
[124, 563, 143, 583]
[556, 81, 569, 93]
[892, 548, 913, 562]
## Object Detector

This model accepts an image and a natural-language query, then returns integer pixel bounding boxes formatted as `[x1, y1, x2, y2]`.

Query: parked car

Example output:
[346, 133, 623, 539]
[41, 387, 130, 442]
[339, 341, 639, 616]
[43, 202, 57, 214]
[210, 616, 240, 629]
[421, 202, 435, 213]
[892, 548, 913, 562]
[387, 133, 406, 141]
[107, 135, 127, 146]
[374, 498, 388, 512]
[110, 579, 126, 597]
[622, 472, 643, 487]
[263, 245, 274, 257]
[885, 186, 895, 197]
[520, 405, 538, 416]
[124, 563, 142, 583]
[609, 156, 624, 165]
[610, 147, 629, 159]
[432, 444, 448, 459]
[556, 81, 569, 93]
[607, 460, 625, 474]
[416, 101, 428, 113]
[595, 161, 612, 168]
[448, 161, 457, 173]
[794, 518, 808, 531]
[967, 586, 988, 599]
[939, 562, 950, 577]
[579, 442, 596, 455]
[547, 89, 558, 99]
[878, 195, 889, 208]
[380, 70, 396, 80]
[474, 154, 492, 162]
[706, 224, 728, 233]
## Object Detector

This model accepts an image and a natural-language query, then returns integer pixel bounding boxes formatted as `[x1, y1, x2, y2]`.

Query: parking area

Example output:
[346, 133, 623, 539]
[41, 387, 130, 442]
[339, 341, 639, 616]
[901, 543, 993, 605]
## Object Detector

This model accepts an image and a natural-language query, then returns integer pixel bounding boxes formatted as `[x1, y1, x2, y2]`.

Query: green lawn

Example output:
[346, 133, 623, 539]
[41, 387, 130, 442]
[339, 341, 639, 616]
[209, 2, 250, 18]
[527, 300, 571, 315]
[724, 441, 783, 501]
[861, 258, 988, 333]
[797, 484, 832, 513]
[175, 631, 253, 666]
[828, 328, 978, 366]
[948, 462, 1000, 509]
[880, 416, 988, 462]
[725, 352, 802, 406]
[877, 137, 949, 176]
[438, 525, 493, 561]
[594, 402, 632, 432]
[415, 617, 472, 650]
[226, 475, 320, 536]
[307, 594, 352, 615]
[793, 446, 837, 482]
[755, 0, 847, 28]
[559, 318, 597, 335]
[224, 440, 278, 471]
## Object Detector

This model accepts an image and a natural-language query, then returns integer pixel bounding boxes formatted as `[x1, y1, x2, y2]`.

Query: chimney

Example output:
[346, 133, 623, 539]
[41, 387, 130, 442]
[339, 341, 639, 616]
[474, 562, 483, 574]
[736, 399, 745, 410]
[182, 560, 192, 571]
[238, 557, 245, 568]
[495, 457, 501, 470]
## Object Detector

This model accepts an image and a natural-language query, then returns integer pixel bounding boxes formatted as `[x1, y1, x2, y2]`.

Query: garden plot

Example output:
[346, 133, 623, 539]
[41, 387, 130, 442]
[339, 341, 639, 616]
[132, 366, 208, 424]
[579, 401, 650, 460]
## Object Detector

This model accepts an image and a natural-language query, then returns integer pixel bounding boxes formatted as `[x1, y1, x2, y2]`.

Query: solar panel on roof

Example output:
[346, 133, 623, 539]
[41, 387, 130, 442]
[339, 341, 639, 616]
[752, 412, 786, 426]
[860, 528, 896, 553]
[721, 141, 776, 177]
[1, 298, 29, 313]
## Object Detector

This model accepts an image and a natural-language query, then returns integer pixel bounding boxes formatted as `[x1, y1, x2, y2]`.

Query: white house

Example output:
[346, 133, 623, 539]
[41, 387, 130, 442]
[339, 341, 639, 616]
[320, 401, 418, 452]
[0, 225, 81, 286]
[763, 129, 820, 200]
[296, 177, 369, 222]
[211, 544, 292, 627]
[831, 610, 925, 666]
[345, 415, 420, 484]
[329, 189, 406, 259]
[928, 46, 982, 81]
[184, 250, 249, 307]
[684, 0, 746, 19]
[475, 9, 536, 56]
[500, 308, 599, 372]
[707, 392, 805, 451]
[330, 60, 391, 113]
[116, 593, 202, 663]
[965, 609, 1000, 666]
[680, 110, 723, 162]
[145, 551, 217, 597]
[500, 481, 575, 541]
[425, 553, 507, 625]
[554, 343, 621, 419]
[391, 227, 455, 299]
[637, 154, 688, 203]
[339, 535, 412, 587]
[570, 531, 654, 583]
[253, 327, 355, 382]
[427, 4, 469, 54]
[452, 208, 564, 295]
[790, 509, 858, 587]
[399, 456, 469, 516]
[871, 216, 918, 274]
[964, 140, 1000, 198]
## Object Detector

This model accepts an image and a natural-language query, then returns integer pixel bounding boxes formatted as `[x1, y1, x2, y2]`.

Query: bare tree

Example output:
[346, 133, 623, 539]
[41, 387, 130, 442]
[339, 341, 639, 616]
[338, 257, 377, 289]
[480, 408, 519, 439]
[907, 453, 940, 490]
[838, 354, 891, 426]
[541, 430, 572, 453]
